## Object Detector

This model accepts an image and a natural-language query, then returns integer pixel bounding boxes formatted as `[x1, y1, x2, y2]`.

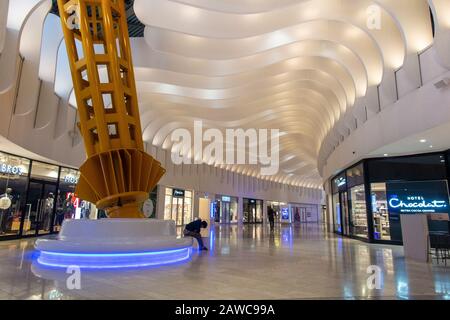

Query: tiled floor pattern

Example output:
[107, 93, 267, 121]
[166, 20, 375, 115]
[0, 224, 449, 300]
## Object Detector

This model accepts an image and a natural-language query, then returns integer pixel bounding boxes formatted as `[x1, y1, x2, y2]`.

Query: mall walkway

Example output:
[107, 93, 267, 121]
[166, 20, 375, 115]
[0, 224, 448, 300]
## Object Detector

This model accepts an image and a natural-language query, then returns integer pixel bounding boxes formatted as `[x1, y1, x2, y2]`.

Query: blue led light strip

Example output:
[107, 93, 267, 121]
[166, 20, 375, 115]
[39, 247, 190, 257]
[36, 247, 192, 269]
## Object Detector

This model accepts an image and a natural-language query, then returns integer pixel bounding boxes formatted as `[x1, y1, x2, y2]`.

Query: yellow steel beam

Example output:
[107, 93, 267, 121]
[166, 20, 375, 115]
[57, 0, 165, 218]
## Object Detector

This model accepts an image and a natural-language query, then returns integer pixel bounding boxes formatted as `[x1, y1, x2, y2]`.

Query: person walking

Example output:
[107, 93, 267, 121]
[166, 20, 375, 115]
[268, 206, 275, 231]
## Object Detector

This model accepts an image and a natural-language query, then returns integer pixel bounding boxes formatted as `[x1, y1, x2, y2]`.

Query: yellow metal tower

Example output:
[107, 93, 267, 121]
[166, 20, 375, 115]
[57, 0, 165, 218]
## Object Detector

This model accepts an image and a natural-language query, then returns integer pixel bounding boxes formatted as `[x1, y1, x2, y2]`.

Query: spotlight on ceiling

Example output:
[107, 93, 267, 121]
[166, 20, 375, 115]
[420, 139, 427, 143]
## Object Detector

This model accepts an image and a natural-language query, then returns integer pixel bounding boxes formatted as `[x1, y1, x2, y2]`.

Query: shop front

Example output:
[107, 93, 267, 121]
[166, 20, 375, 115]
[243, 198, 263, 224]
[212, 195, 238, 224]
[290, 203, 320, 224]
[267, 201, 287, 223]
[163, 187, 193, 226]
[330, 151, 450, 244]
[0, 150, 96, 241]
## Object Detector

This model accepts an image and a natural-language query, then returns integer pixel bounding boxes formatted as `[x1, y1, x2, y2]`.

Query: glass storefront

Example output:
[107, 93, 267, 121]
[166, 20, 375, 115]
[0, 150, 96, 240]
[371, 183, 390, 240]
[267, 201, 287, 223]
[349, 185, 368, 238]
[332, 193, 341, 233]
[243, 198, 263, 224]
[331, 152, 450, 244]
[212, 195, 238, 224]
[332, 173, 348, 235]
[164, 187, 193, 226]
[291, 203, 319, 224]
[0, 153, 30, 237]
[347, 164, 368, 239]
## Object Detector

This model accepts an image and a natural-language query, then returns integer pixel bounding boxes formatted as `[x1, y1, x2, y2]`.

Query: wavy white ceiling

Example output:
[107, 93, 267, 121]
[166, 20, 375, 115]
[127, 0, 438, 188]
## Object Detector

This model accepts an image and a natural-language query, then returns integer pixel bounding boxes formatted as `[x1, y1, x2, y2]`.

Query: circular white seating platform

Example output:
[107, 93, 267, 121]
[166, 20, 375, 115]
[35, 219, 193, 269]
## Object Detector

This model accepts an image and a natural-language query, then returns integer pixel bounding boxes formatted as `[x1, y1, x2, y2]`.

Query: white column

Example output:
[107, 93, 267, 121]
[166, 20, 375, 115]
[156, 185, 166, 220]
[263, 200, 268, 225]
[193, 191, 200, 220]
[238, 197, 244, 224]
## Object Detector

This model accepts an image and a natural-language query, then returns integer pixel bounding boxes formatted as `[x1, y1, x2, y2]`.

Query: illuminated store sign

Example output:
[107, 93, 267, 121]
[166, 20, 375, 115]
[0, 163, 24, 176]
[64, 175, 79, 184]
[281, 207, 289, 220]
[222, 196, 231, 202]
[334, 176, 346, 189]
[173, 189, 185, 198]
[388, 195, 449, 213]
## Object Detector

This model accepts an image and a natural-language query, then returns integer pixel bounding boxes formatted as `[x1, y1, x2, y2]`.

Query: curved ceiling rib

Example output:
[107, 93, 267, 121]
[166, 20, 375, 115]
[51, 0, 438, 188]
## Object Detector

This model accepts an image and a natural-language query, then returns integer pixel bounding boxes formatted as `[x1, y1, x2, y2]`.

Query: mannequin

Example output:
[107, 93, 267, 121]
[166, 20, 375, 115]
[42, 192, 54, 231]
[63, 194, 75, 220]
[80, 201, 91, 219]
[0, 188, 13, 234]
[54, 190, 64, 228]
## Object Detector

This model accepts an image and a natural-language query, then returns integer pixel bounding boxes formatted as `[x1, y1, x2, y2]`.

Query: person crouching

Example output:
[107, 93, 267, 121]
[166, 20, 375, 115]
[184, 219, 208, 251]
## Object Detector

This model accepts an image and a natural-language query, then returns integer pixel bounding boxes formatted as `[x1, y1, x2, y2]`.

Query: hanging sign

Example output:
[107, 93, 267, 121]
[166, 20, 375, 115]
[173, 189, 185, 198]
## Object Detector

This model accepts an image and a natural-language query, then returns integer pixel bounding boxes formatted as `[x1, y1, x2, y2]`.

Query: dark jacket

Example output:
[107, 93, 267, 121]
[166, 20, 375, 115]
[185, 220, 203, 233]
[268, 208, 275, 222]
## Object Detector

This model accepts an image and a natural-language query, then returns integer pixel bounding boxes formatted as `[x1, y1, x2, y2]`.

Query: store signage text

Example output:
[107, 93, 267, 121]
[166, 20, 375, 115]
[222, 196, 231, 202]
[64, 175, 79, 184]
[388, 195, 448, 213]
[173, 189, 185, 198]
[281, 207, 289, 220]
[0, 163, 24, 176]
[335, 177, 346, 188]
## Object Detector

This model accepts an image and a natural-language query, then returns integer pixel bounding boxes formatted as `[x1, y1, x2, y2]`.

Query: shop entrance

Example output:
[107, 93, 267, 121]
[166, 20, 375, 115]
[214, 200, 232, 223]
[221, 202, 231, 223]
[340, 192, 350, 236]
[333, 191, 349, 235]
[244, 202, 256, 223]
[164, 188, 193, 227]
[171, 196, 185, 226]
[24, 180, 57, 236]
[243, 199, 263, 224]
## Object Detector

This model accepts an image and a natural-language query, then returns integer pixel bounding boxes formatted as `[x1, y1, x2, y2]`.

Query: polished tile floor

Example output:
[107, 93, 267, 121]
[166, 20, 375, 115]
[0, 224, 449, 300]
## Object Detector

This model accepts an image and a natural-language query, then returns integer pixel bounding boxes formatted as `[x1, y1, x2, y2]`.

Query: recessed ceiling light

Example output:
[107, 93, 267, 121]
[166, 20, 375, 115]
[420, 139, 427, 143]
[430, 145, 434, 148]
[384, 154, 389, 157]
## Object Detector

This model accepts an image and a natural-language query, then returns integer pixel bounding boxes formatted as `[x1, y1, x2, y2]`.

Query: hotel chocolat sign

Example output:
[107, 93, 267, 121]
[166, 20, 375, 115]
[386, 181, 450, 214]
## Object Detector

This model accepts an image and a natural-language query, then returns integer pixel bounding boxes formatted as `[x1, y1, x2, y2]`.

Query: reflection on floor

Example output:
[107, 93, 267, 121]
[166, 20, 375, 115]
[0, 224, 449, 300]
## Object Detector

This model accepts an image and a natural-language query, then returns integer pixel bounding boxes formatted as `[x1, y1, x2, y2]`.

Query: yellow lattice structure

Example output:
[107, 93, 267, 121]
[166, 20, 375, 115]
[57, 0, 165, 218]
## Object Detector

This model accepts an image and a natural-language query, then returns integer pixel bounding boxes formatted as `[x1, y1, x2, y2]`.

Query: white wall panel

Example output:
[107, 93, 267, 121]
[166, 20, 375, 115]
[0, 0, 8, 54]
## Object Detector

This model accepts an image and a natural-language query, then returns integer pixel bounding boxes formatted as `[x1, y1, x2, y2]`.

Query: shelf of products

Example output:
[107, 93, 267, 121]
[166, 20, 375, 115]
[350, 198, 368, 237]
[373, 200, 390, 240]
